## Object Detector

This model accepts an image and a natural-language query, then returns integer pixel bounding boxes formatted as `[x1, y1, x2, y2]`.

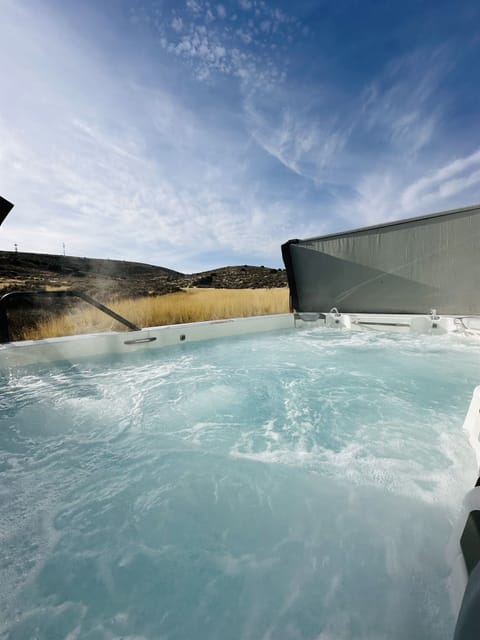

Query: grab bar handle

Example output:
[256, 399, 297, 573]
[123, 337, 157, 345]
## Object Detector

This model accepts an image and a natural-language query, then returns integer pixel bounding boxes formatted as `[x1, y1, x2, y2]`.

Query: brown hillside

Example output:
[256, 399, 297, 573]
[0, 251, 288, 339]
[0, 251, 287, 300]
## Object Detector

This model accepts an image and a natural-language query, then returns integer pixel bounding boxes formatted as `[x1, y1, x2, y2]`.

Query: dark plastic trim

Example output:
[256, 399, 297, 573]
[0, 196, 14, 227]
[281, 239, 300, 312]
[357, 321, 411, 327]
[461, 511, 480, 576]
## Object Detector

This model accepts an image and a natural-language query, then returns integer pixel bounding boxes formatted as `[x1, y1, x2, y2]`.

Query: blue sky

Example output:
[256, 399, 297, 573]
[1, 0, 480, 272]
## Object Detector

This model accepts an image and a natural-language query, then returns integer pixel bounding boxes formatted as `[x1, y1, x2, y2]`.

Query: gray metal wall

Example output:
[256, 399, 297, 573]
[282, 205, 480, 315]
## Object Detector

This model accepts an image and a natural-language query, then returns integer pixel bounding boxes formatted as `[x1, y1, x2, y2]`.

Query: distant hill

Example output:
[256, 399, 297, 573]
[0, 251, 287, 302]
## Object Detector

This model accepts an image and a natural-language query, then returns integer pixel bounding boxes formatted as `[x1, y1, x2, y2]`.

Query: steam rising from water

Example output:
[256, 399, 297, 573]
[0, 329, 478, 639]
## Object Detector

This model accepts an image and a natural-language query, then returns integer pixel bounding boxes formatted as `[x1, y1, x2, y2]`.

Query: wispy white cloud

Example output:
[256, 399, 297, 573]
[401, 149, 480, 210]
[0, 1, 311, 270]
[245, 48, 447, 185]
[0, 104, 298, 270]
[135, 0, 301, 86]
[242, 43, 480, 232]
[332, 49, 480, 228]
[171, 16, 184, 32]
[244, 93, 350, 181]
[332, 147, 480, 234]
[359, 48, 447, 157]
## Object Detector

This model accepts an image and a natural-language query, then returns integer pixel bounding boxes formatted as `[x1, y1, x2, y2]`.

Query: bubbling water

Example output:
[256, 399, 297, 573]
[0, 328, 478, 639]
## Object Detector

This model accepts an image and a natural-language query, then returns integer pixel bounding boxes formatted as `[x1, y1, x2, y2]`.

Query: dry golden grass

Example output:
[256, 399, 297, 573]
[21, 288, 289, 340]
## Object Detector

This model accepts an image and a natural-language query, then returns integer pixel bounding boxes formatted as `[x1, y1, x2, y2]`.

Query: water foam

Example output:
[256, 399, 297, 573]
[0, 328, 479, 639]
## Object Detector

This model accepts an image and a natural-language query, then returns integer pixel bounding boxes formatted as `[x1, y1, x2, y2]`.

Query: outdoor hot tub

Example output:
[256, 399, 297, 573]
[1, 312, 479, 640]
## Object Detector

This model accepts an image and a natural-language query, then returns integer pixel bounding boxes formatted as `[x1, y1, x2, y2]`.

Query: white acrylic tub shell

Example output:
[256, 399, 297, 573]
[0, 312, 473, 370]
[0, 314, 295, 368]
[0, 310, 478, 627]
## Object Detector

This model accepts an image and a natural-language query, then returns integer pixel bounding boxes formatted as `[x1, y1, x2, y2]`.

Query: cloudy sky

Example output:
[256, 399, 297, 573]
[1, 0, 480, 272]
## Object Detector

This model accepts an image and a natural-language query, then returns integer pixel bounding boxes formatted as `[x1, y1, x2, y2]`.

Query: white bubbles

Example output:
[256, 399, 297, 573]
[1, 328, 480, 638]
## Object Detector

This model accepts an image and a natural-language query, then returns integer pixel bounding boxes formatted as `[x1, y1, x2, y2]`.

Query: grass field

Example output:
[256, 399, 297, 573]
[21, 288, 290, 340]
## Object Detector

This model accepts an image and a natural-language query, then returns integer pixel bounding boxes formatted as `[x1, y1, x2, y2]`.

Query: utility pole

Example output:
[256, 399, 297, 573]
[14, 243, 17, 253]
[62, 242, 66, 257]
